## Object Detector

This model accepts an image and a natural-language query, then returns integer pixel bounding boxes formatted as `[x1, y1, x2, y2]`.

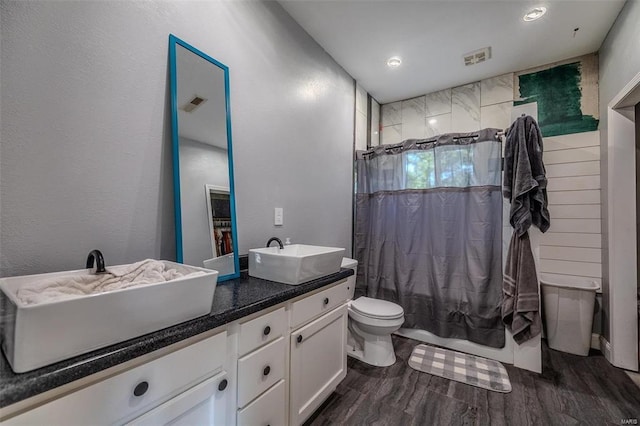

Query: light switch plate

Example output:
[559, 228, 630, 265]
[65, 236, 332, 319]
[274, 207, 283, 226]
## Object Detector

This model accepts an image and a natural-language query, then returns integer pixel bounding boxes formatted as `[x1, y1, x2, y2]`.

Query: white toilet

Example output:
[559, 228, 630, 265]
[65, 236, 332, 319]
[342, 258, 404, 367]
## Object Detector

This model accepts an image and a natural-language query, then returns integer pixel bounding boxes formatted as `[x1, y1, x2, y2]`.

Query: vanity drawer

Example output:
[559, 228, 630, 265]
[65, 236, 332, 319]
[5, 331, 227, 426]
[237, 336, 285, 408]
[237, 379, 286, 426]
[126, 371, 229, 426]
[291, 279, 349, 329]
[238, 307, 286, 356]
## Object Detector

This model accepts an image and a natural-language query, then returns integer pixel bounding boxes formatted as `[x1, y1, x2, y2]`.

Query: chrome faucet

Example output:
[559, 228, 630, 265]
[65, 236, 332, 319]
[266, 237, 284, 250]
[86, 249, 106, 273]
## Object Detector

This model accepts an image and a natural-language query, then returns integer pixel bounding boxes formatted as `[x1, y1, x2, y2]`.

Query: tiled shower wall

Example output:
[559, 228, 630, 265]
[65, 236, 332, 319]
[379, 73, 515, 144]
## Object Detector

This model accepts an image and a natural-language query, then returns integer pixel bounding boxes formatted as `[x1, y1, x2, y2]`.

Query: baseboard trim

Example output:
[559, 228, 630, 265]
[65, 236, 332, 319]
[599, 335, 613, 363]
[591, 333, 601, 350]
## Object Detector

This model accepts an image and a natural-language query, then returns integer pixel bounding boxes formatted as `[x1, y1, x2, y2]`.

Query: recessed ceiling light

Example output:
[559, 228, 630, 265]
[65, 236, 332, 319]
[523, 6, 547, 22]
[429, 118, 438, 125]
[386, 57, 402, 68]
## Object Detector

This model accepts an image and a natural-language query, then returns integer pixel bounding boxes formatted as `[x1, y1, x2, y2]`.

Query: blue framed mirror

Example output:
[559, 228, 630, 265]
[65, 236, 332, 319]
[169, 35, 240, 281]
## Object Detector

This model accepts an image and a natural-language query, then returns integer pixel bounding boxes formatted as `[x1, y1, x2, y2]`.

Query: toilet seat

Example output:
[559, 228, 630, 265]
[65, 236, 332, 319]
[349, 297, 404, 320]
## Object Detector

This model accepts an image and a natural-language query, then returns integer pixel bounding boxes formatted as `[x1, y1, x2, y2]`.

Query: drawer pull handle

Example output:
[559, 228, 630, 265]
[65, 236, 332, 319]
[218, 379, 228, 391]
[263, 325, 271, 336]
[297, 335, 303, 343]
[263, 365, 271, 376]
[323, 297, 329, 305]
[133, 381, 149, 397]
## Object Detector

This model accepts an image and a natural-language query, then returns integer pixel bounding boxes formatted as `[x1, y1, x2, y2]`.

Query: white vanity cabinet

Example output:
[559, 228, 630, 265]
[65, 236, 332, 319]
[4, 331, 231, 426]
[3, 277, 351, 426]
[235, 279, 350, 426]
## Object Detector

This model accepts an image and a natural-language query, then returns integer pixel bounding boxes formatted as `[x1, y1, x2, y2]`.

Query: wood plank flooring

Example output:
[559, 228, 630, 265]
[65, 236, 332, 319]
[305, 336, 640, 426]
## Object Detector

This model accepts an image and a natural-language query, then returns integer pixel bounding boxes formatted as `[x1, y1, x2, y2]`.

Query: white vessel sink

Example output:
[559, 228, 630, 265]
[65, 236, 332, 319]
[203, 253, 235, 276]
[0, 260, 218, 373]
[249, 244, 345, 285]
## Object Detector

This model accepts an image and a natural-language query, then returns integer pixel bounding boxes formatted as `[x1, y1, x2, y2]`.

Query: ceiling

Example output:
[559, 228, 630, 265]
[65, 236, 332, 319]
[279, 0, 625, 104]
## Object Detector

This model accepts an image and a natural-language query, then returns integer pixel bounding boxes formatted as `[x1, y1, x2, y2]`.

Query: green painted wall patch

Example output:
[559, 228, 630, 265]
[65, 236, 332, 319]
[516, 62, 599, 137]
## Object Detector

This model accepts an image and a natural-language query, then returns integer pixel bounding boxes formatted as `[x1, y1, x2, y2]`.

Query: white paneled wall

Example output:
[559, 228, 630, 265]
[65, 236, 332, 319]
[539, 131, 603, 287]
[380, 73, 514, 143]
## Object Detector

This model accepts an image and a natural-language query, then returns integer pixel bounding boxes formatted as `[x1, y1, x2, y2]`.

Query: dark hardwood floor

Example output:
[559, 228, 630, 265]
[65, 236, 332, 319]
[305, 336, 640, 426]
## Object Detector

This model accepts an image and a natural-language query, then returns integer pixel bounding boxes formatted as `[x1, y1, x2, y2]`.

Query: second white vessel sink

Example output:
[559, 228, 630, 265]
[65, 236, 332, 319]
[248, 244, 345, 285]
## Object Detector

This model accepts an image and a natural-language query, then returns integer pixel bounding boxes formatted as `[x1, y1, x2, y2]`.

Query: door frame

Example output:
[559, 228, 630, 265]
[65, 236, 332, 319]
[604, 71, 640, 371]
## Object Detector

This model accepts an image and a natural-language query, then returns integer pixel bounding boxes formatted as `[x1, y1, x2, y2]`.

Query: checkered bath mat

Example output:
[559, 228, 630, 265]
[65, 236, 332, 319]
[408, 344, 512, 393]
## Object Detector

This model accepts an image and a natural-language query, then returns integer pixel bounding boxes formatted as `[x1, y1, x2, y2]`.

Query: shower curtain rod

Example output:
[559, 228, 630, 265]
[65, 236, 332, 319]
[364, 129, 510, 155]
[496, 114, 527, 137]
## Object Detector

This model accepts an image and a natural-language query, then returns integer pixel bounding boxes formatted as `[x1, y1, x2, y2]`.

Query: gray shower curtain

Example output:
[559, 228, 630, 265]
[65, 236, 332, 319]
[355, 128, 505, 348]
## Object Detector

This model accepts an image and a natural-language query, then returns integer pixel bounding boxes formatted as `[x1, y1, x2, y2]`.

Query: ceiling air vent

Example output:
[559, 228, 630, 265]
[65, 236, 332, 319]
[182, 96, 207, 113]
[463, 47, 491, 66]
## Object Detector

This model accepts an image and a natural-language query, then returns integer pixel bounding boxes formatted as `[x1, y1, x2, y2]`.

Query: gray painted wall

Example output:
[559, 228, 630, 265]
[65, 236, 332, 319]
[0, 1, 355, 277]
[598, 0, 640, 340]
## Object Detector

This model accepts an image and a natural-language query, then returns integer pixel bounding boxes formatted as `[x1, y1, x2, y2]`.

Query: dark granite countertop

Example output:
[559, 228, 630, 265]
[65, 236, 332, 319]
[0, 268, 353, 409]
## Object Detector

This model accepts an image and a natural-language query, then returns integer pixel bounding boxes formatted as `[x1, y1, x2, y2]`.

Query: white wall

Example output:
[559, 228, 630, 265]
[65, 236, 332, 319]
[0, 1, 355, 277]
[598, 0, 640, 341]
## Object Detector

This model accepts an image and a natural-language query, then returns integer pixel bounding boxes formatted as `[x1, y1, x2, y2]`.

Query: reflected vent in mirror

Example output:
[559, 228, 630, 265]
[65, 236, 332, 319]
[182, 96, 207, 113]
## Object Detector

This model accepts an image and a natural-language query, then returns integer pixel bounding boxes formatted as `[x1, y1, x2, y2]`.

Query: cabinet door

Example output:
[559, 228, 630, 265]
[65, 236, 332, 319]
[127, 371, 229, 426]
[289, 304, 347, 426]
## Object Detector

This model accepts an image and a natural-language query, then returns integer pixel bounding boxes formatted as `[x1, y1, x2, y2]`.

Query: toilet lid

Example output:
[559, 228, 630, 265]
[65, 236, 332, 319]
[350, 297, 404, 319]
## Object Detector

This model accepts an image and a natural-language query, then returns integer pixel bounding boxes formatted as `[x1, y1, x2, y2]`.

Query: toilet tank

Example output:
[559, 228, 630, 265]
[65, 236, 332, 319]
[341, 257, 358, 300]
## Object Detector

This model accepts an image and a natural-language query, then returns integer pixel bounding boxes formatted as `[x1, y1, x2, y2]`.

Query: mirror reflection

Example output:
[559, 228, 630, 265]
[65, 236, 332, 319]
[170, 35, 239, 280]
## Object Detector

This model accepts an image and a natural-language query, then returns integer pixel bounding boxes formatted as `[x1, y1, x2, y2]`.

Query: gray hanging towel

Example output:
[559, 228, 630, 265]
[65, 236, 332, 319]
[502, 231, 541, 344]
[503, 115, 550, 236]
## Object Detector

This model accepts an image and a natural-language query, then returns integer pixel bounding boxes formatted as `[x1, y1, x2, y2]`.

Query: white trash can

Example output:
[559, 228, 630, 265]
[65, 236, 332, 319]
[540, 274, 600, 356]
